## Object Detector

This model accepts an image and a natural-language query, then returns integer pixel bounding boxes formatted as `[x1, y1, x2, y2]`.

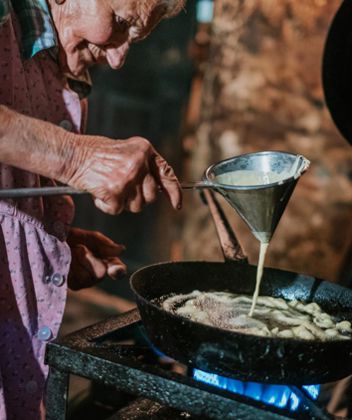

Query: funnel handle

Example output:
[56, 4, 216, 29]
[181, 181, 214, 190]
[0, 186, 87, 198]
[202, 189, 247, 263]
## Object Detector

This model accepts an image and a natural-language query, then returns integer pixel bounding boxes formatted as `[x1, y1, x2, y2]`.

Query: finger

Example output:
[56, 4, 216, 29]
[68, 266, 100, 290]
[94, 198, 124, 215]
[104, 257, 127, 279]
[75, 244, 107, 279]
[68, 248, 92, 287]
[142, 173, 158, 204]
[153, 154, 182, 210]
[68, 245, 106, 290]
[89, 232, 125, 250]
[160, 176, 182, 210]
[68, 227, 124, 248]
[126, 186, 145, 213]
[94, 243, 125, 258]
[68, 264, 93, 291]
[74, 230, 126, 257]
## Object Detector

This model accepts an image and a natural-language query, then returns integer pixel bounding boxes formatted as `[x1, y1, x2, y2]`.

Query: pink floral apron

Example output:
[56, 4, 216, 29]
[0, 10, 84, 420]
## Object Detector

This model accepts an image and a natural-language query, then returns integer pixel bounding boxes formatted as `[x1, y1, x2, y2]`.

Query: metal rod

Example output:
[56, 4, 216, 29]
[0, 183, 214, 198]
[0, 186, 87, 198]
[181, 182, 213, 190]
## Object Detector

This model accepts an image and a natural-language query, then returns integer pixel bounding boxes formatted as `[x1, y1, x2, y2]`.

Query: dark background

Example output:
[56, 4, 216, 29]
[72, 2, 197, 300]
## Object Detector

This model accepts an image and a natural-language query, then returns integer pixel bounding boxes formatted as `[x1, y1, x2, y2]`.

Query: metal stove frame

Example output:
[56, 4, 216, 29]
[46, 308, 333, 420]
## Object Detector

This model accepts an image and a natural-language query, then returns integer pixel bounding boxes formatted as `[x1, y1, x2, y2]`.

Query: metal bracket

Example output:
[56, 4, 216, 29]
[200, 189, 247, 263]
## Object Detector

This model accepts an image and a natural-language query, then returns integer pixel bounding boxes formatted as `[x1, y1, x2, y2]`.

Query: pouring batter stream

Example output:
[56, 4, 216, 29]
[216, 170, 279, 316]
[249, 241, 269, 316]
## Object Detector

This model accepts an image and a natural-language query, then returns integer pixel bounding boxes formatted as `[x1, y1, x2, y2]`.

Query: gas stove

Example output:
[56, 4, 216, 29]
[46, 190, 350, 419]
[45, 308, 338, 420]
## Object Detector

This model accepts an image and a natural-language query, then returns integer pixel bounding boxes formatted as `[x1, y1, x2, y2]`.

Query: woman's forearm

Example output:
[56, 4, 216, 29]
[0, 105, 182, 215]
[0, 105, 82, 183]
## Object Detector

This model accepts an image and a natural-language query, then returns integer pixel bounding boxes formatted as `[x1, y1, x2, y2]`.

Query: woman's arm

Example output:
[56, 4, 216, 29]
[0, 105, 182, 214]
[0, 104, 80, 182]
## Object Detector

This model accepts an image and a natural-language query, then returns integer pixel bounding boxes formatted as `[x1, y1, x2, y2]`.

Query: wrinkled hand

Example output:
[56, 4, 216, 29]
[68, 136, 182, 215]
[67, 227, 127, 291]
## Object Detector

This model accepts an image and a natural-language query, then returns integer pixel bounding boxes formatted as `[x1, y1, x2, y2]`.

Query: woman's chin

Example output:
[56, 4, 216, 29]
[65, 53, 124, 75]
[65, 51, 94, 77]
[66, 61, 90, 77]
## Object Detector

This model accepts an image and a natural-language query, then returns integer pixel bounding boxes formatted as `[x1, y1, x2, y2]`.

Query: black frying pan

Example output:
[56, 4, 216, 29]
[323, 0, 352, 145]
[130, 188, 352, 386]
[131, 260, 352, 385]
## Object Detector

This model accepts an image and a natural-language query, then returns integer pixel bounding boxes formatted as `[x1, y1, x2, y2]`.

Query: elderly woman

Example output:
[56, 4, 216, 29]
[0, 0, 184, 418]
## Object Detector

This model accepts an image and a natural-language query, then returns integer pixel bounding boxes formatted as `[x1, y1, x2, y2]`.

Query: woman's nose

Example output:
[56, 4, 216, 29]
[106, 42, 130, 69]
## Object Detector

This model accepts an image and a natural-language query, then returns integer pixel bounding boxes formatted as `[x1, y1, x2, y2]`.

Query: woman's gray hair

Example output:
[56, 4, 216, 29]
[159, 0, 186, 18]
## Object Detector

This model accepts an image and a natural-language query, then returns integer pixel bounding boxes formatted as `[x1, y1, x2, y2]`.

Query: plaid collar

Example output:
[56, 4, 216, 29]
[10, 0, 58, 59]
[0, 0, 11, 27]
[1, 0, 91, 98]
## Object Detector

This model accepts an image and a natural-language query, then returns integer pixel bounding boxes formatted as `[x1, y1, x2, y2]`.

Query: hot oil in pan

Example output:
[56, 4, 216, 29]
[160, 291, 352, 341]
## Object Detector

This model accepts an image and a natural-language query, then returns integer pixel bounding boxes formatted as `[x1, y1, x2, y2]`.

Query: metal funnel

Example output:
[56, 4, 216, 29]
[204, 151, 310, 243]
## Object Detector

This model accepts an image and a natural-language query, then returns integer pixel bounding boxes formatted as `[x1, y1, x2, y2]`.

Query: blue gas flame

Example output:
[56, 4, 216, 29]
[193, 369, 320, 411]
[139, 327, 320, 412]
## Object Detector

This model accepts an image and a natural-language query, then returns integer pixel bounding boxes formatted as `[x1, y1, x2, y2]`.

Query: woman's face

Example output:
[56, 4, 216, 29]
[49, 0, 166, 76]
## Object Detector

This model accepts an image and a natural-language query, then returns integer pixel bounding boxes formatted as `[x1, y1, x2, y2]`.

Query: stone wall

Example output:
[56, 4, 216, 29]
[181, 0, 352, 283]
